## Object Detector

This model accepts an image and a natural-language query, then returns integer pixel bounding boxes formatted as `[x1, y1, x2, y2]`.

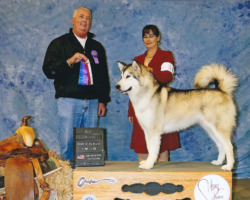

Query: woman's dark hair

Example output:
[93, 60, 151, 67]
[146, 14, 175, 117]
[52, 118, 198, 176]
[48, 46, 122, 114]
[142, 25, 161, 38]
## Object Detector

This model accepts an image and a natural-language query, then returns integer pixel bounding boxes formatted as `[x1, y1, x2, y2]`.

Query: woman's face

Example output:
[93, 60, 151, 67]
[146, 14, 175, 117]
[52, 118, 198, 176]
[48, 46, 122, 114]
[143, 29, 160, 50]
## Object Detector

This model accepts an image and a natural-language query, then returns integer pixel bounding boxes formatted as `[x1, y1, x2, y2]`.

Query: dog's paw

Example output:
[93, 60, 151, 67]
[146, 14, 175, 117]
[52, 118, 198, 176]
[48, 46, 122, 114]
[221, 164, 233, 171]
[139, 160, 154, 169]
[211, 160, 223, 166]
[139, 160, 146, 166]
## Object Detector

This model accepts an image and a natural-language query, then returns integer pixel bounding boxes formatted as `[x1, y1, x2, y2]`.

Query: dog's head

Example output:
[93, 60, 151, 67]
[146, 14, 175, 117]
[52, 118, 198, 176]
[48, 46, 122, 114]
[115, 61, 145, 94]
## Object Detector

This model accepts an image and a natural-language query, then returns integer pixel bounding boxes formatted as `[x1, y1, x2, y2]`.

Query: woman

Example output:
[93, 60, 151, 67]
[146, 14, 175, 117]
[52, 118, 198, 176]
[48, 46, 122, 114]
[128, 25, 180, 161]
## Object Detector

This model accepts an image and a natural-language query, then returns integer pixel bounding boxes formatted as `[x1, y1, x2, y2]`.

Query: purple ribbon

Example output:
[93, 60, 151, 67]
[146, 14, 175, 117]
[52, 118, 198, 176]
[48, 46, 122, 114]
[91, 50, 99, 64]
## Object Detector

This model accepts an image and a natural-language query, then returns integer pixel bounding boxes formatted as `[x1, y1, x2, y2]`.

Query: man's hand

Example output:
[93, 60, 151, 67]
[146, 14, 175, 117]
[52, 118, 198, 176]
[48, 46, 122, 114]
[98, 103, 107, 117]
[67, 52, 88, 67]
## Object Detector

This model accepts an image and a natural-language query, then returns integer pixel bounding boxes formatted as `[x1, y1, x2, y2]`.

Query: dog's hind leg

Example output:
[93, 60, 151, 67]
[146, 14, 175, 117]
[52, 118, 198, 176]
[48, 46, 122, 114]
[139, 132, 161, 169]
[211, 132, 234, 171]
[211, 144, 225, 166]
[200, 121, 226, 165]
[201, 121, 234, 171]
[220, 138, 234, 171]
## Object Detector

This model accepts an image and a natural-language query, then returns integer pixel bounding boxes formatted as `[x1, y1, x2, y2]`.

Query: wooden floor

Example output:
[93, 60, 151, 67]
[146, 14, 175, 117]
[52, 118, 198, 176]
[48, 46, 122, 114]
[232, 179, 250, 200]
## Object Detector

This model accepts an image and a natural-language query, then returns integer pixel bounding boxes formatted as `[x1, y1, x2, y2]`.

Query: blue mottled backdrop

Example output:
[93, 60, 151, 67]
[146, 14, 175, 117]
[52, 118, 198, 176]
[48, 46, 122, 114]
[0, 0, 249, 178]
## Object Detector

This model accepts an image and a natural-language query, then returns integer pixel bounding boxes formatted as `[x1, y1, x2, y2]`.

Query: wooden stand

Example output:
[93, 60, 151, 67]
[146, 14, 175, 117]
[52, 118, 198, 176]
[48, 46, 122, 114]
[73, 161, 232, 200]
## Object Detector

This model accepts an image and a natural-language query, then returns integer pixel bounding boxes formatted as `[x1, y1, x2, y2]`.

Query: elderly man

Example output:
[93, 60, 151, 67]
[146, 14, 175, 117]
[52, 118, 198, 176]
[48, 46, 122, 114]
[42, 7, 111, 161]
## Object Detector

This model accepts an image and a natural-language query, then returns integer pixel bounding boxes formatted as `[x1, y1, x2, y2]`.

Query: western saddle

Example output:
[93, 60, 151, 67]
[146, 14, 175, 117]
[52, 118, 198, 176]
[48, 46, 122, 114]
[0, 116, 51, 200]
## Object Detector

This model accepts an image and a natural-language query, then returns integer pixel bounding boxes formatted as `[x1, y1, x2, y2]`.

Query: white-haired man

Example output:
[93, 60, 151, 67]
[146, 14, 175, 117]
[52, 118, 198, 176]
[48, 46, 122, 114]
[43, 7, 111, 162]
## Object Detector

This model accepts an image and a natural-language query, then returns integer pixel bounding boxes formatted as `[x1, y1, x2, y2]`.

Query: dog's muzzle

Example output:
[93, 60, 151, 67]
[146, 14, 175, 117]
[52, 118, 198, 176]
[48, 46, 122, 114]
[115, 84, 121, 90]
[115, 84, 131, 93]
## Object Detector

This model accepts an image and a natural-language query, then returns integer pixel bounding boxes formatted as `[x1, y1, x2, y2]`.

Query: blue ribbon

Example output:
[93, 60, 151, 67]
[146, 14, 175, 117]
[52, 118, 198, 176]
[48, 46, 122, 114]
[78, 59, 89, 85]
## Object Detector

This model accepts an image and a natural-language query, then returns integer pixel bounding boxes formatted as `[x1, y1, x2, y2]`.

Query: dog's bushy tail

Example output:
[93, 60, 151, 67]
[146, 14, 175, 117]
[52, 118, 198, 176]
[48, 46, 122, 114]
[194, 63, 238, 97]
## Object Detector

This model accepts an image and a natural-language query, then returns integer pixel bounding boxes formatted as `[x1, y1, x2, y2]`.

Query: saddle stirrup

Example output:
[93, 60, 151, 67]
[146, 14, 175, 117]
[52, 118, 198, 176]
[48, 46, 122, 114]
[32, 158, 51, 200]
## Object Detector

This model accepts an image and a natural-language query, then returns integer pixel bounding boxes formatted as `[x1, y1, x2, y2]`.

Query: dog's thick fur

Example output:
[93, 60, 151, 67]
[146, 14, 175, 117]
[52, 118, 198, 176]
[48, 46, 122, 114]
[116, 61, 237, 171]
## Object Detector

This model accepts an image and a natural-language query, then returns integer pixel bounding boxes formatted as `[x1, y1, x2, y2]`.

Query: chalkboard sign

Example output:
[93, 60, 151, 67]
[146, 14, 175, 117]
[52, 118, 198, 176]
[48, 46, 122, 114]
[74, 128, 105, 167]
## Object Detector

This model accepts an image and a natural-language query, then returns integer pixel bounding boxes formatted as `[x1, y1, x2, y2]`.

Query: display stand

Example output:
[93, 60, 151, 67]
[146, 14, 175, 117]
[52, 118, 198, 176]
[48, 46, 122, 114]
[73, 161, 232, 200]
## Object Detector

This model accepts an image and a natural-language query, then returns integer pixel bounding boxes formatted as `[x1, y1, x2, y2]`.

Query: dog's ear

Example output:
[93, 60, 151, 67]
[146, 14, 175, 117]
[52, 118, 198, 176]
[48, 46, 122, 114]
[132, 61, 141, 72]
[117, 61, 125, 71]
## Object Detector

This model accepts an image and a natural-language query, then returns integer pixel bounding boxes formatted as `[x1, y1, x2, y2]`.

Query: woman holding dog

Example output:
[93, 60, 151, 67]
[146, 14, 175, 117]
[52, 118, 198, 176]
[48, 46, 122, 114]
[128, 25, 180, 161]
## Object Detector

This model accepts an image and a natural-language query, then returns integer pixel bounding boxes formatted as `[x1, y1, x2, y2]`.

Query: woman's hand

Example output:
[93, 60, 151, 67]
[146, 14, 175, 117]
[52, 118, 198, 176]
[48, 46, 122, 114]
[147, 66, 153, 72]
[128, 117, 134, 125]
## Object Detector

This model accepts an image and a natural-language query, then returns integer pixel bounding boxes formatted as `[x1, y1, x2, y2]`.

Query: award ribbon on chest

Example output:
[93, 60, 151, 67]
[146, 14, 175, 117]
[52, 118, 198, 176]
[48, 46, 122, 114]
[78, 59, 92, 85]
[91, 50, 99, 64]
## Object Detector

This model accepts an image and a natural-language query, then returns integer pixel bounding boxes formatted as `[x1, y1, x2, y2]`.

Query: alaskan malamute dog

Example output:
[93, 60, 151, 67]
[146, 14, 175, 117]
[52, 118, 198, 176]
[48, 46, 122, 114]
[116, 61, 237, 171]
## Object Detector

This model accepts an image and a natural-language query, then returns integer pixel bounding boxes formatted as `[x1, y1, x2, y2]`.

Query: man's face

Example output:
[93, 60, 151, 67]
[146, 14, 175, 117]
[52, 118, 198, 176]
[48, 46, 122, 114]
[72, 8, 91, 38]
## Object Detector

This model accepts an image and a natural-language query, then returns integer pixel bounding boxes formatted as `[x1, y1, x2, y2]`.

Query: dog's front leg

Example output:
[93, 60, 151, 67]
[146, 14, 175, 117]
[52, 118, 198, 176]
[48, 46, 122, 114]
[139, 132, 161, 169]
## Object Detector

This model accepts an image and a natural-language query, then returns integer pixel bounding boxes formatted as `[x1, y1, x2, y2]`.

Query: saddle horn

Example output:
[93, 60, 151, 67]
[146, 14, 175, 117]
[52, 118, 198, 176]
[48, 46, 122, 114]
[15, 116, 36, 147]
